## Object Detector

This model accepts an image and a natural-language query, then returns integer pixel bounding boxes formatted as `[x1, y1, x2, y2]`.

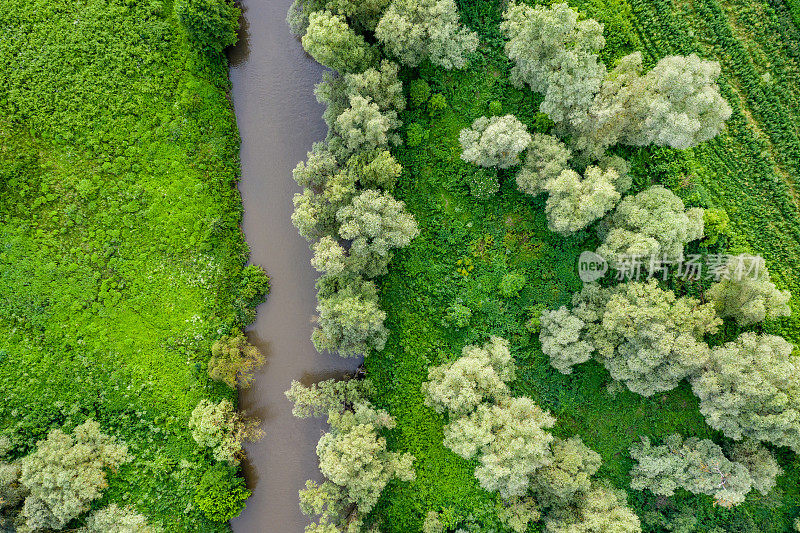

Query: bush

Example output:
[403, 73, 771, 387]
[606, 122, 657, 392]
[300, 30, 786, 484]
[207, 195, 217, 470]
[175, 0, 240, 53]
[408, 79, 432, 107]
[445, 302, 472, 328]
[428, 93, 448, 115]
[406, 123, 428, 147]
[465, 168, 500, 199]
[488, 100, 503, 116]
[499, 271, 527, 297]
[194, 464, 251, 522]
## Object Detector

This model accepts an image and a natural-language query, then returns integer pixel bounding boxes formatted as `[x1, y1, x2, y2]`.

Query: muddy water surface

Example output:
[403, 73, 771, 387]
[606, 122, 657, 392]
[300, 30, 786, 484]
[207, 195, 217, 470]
[229, 2, 358, 531]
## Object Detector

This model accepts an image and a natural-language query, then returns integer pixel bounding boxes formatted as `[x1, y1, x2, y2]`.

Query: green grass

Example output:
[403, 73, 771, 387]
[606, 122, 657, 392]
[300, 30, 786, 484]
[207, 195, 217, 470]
[367, 0, 800, 530]
[0, 0, 263, 530]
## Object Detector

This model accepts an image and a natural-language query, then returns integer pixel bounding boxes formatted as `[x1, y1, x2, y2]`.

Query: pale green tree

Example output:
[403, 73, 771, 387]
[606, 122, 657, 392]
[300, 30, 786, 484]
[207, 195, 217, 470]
[302, 11, 376, 73]
[497, 496, 541, 533]
[331, 95, 401, 158]
[597, 186, 705, 268]
[19, 420, 131, 530]
[208, 333, 265, 389]
[691, 332, 800, 451]
[326, 0, 392, 30]
[629, 435, 759, 507]
[544, 481, 641, 533]
[422, 336, 515, 416]
[727, 440, 782, 496]
[544, 166, 621, 235]
[516, 133, 572, 196]
[532, 436, 602, 508]
[87, 504, 158, 533]
[375, 0, 478, 69]
[189, 399, 263, 464]
[539, 306, 593, 374]
[287, 378, 415, 526]
[444, 397, 556, 498]
[459, 115, 532, 169]
[312, 278, 388, 355]
[501, 2, 606, 129]
[336, 189, 419, 278]
[573, 52, 731, 156]
[707, 256, 791, 327]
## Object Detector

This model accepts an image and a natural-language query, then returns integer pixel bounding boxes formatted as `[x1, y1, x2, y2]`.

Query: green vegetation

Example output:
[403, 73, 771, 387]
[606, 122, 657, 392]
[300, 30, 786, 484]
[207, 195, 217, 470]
[0, 0, 265, 530]
[290, 0, 800, 530]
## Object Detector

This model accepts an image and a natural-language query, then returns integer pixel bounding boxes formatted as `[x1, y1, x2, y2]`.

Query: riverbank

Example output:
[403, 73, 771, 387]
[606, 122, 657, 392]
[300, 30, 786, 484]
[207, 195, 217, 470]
[0, 1, 264, 529]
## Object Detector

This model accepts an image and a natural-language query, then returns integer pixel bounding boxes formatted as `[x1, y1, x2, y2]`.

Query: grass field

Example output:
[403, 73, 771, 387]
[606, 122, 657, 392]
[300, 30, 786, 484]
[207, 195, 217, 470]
[0, 1, 264, 530]
[366, 0, 800, 530]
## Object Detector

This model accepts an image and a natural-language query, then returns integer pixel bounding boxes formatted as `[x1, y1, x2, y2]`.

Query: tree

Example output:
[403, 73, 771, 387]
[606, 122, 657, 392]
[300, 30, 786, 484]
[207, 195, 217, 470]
[375, 0, 479, 70]
[189, 399, 263, 464]
[497, 496, 541, 533]
[690, 332, 800, 451]
[459, 115, 532, 169]
[313, 278, 388, 356]
[727, 440, 782, 496]
[539, 306, 593, 374]
[336, 189, 419, 278]
[326, 0, 392, 31]
[331, 95, 401, 158]
[629, 435, 763, 507]
[175, 0, 240, 53]
[618, 53, 731, 149]
[501, 2, 606, 129]
[344, 60, 405, 114]
[422, 336, 515, 416]
[208, 333, 265, 389]
[544, 482, 641, 533]
[19, 420, 131, 530]
[532, 436, 602, 508]
[444, 397, 556, 498]
[287, 379, 415, 524]
[0, 459, 24, 513]
[285, 378, 370, 419]
[541, 281, 720, 396]
[86, 504, 157, 533]
[516, 133, 572, 196]
[544, 166, 622, 235]
[597, 186, 705, 268]
[194, 464, 251, 522]
[302, 11, 376, 73]
[707, 256, 791, 327]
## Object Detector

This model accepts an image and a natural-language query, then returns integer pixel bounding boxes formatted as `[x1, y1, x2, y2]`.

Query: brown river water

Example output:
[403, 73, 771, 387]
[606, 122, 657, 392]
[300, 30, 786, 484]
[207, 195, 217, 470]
[228, 2, 359, 531]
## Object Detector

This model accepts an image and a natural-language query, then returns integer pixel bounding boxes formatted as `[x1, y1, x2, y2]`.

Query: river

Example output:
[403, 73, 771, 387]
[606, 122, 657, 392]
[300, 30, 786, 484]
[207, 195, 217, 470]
[228, 2, 359, 531]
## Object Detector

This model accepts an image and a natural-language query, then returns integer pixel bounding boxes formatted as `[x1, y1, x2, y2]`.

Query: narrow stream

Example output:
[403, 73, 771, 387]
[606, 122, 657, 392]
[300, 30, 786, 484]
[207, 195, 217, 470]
[228, 2, 359, 530]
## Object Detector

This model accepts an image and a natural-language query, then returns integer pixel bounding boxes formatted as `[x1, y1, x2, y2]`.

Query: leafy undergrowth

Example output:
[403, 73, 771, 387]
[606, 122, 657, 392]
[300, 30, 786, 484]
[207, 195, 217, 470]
[367, 0, 800, 530]
[0, 0, 262, 530]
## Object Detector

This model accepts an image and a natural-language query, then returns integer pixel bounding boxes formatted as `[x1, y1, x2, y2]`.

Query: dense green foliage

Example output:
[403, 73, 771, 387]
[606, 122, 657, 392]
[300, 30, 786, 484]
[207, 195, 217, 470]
[0, 0, 263, 529]
[317, 0, 800, 530]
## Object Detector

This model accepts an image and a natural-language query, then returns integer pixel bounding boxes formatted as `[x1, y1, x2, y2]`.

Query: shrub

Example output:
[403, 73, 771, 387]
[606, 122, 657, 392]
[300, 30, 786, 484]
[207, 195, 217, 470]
[428, 93, 448, 115]
[194, 464, 251, 522]
[445, 302, 472, 328]
[465, 168, 500, 199]
[208, 333, 265, 388]
[408, 79, 432, 107]
[459, 115, 532, 169]
[406, 123, 427, 147]
[175, 0, 240, 53]
[488, 100, 503, 116]
[499, 271, 527, 297]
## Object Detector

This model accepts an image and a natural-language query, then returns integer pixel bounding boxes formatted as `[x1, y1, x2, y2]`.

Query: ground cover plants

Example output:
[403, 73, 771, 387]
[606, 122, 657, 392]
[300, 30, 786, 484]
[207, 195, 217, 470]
[0, 0, 267, 530]
[289, 0, 800, 531]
